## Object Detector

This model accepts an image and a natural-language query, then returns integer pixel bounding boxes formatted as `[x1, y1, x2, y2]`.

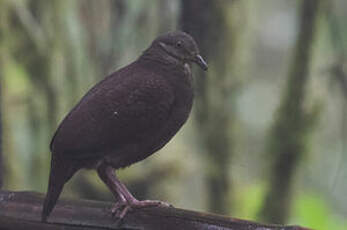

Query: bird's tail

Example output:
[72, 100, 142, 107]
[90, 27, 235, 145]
[41, 154, 77, 222]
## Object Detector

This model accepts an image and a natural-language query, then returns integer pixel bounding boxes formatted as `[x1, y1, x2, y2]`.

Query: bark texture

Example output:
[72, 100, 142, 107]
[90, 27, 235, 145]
[0, 190, 311, 230]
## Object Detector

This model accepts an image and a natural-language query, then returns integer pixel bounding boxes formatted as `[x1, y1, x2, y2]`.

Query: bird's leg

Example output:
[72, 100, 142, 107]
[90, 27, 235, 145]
[97, 164, 128, 215]
[98, 163, 172, 218]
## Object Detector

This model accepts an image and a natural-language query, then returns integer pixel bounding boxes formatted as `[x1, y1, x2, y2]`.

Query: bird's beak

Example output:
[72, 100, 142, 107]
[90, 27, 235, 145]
[193, 54, 208, 71]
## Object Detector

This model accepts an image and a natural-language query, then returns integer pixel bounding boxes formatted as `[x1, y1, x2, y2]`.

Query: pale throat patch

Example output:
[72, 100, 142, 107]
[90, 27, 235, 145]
[184, 63, 191, 76]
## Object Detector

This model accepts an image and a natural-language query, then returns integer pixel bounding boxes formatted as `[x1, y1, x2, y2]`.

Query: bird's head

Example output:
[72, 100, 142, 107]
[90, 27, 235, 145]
[150, 31, 208, 71]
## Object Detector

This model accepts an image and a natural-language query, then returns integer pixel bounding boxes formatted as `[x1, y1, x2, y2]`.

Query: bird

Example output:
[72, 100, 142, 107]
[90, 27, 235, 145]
[41, 31, 208, 222]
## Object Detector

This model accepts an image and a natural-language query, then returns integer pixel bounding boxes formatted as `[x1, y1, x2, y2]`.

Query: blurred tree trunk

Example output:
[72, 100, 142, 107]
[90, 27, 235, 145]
[0, 1, 13, 189]
[0, 64, 3, 188]
[157, 0, 178, 33]
[11, 0, 62, 190]
[325, 1, 347, 192]
[259, 0, 322, 223]
[0, 0, 9, 190]
[1, 0, 88, 190]
[180, 0, 245, 214]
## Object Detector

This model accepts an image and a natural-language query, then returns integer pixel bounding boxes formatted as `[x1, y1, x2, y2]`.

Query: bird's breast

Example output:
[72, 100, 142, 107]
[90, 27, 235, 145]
[147, 78, 193, 153]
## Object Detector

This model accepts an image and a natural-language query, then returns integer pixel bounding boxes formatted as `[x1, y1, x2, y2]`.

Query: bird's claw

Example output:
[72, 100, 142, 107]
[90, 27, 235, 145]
[111, 201, 132, 219]
[110, 200, 173, 219]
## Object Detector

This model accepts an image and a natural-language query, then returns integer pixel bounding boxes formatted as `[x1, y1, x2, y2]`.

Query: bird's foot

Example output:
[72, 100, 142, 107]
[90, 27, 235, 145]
[129, 199, 172, 208]
[111, 200, 130, 219]
[111, 199, 173, 219]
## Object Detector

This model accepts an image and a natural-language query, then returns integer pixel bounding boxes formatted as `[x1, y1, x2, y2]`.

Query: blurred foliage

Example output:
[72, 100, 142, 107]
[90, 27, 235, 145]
[1, 0, 347, 229]
[292, 193, 347, 230]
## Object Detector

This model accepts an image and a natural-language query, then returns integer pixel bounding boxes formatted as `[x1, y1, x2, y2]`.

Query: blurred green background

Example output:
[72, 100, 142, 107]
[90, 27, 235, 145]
[1, 0, 347, 229]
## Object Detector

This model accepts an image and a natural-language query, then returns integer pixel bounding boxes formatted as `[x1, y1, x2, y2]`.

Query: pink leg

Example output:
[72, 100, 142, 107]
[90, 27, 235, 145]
[97, 164, 128, 215]
[97, 163, 172, 218]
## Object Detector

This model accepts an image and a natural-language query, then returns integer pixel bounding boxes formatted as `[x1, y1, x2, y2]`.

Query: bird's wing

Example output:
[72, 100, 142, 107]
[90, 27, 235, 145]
[50, 68, 175, 160]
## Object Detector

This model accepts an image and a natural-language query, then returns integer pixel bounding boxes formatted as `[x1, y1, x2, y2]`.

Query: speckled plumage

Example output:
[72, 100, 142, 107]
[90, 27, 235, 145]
[42, 31, 207, 222]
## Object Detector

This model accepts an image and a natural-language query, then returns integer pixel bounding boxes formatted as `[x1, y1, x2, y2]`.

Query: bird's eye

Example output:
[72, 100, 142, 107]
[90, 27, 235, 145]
[176, 41, 182, 48]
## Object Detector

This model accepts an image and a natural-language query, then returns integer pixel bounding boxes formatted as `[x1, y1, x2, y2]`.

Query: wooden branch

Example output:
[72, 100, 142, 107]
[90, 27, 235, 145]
[0, 190, 312, 230]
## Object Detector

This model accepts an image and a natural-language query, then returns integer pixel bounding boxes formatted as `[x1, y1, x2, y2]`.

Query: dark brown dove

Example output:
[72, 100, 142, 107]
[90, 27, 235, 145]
[42, 31, 207, 222]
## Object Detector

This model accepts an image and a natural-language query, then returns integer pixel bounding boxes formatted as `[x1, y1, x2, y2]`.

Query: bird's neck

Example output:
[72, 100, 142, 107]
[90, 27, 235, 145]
[140, 46, 185, 70]
[138, 46, 193, 89]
